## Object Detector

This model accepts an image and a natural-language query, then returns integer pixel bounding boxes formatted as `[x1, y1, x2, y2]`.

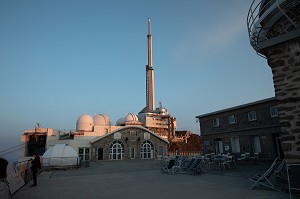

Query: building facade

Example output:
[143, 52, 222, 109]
[91, 126, 168, 161]
[196, 97, 283, 160]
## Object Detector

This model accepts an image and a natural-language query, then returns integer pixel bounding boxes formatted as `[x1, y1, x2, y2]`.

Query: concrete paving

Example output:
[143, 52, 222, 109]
[13, 159, 295, 199]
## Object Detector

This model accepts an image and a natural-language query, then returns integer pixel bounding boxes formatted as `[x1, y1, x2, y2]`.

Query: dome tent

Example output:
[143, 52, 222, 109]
[42, 144, 79, 169]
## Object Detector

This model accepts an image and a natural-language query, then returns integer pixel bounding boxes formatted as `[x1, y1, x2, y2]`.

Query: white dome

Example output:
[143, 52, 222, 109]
[42, 144, 79, 167]
[76, 114, 93, 131]
[155, 102, 168, 115]
[94, 114, 111, 126]
[116, 117, 124, 126]
[124, 113, 139, 123]
[155, 107, 168, 115]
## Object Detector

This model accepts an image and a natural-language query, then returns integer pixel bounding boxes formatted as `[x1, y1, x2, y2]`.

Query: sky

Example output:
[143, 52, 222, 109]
[0, 0, 275, 155]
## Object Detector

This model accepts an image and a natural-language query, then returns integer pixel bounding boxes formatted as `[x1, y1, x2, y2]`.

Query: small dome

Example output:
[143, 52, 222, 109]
[116, 117, 124, 126]
[42, 144, 79, 167]
[94, 114, 111, 126]
[124, 113, 139, 123]
[76, 114, 93, 131]
[155, 107, 168, 115]
[155, 102, 168, 115]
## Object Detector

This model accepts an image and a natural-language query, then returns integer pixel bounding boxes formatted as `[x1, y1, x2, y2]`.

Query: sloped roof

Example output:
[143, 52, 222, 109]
[90, 125, 169, 144]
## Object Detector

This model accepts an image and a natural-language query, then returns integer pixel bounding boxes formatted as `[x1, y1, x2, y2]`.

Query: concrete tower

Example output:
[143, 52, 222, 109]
[247, 0, 300, 163]
[146, 17, 155, 112]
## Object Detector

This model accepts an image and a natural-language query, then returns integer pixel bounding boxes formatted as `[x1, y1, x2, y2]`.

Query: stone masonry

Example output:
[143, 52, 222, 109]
[258, 1, 300, 163]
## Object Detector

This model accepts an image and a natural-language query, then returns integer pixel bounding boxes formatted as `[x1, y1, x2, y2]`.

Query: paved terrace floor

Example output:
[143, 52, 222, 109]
[13, 159, 297, 199]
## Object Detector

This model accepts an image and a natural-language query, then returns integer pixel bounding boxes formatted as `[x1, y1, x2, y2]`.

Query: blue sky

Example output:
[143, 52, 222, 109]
[0, 0, 275, 152]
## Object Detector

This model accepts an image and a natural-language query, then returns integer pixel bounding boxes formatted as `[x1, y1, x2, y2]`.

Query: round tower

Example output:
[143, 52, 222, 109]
[247, 0, 300, 163]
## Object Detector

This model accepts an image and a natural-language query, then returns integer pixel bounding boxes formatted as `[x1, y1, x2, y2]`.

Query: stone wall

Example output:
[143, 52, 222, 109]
[198, 98, 281, 159]
[263, 38, 300, 163]
[91, 127, 168, 161]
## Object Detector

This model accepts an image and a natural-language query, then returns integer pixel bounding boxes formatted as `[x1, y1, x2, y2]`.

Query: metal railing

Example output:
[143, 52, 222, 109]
[247, 0, 300, 55]
[13, 159, 33, 184]
[168, 151, 202, 156]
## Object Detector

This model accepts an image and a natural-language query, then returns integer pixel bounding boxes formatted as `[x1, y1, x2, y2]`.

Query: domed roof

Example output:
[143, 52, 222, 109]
[155, 107, 168, 115]
[116, 117, 125, 126]
[77, 114, 93, 124]
[76, 114, 93, 131]
[124, 113, 139, 123]
[94, 114, 111, 126]
[155, 101, 168, 115]
[42, 144, 79, 167]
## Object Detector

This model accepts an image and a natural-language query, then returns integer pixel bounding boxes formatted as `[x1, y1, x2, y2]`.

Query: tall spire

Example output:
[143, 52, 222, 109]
[146, 17, 155, 112]
[147, 17, 152, 69]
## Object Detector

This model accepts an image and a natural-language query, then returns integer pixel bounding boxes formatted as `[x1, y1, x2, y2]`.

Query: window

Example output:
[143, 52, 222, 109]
[130, 131, 136, 141]
[213, 118, 220, 127]
[248, 111, 256, 121]
[79, 148, 90, 161]
[228, 115, 237, 124]
[270, 107, 278, 118]
[158, 146, 164, 156]
[130, 147, 136, 159]
[109, 141, 124, 160]
[140, 140, 154, 159]
[231, 137, 240, 153]
[252, 136, 261, 153]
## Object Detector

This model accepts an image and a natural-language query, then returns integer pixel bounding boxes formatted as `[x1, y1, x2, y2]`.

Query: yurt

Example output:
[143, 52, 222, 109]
[42, 144, 80, 169]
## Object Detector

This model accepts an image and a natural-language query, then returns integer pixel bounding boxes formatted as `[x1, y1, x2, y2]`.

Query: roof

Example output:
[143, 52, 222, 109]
[138, 106, 154, 114]
[196, 97, 277, 118]
[90, 125, 169, 144]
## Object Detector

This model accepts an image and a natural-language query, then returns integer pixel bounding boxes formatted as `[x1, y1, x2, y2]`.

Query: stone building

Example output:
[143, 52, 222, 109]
[196, 97, 282, 160]
[90, 126, 168, 161]
[247, 0, 300, 163]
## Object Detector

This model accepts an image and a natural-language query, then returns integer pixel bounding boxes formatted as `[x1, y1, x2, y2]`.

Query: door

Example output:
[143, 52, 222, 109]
[218, 141, 223, 154]
[231, 137, 240, 153]
[252, 136, 261, 153]
[79, 148, 90, 161]
[97, 147, 103, 160]
[110, 141, 124, 160]
[215, 140, 223, 154]
[130, 147, 135, 159]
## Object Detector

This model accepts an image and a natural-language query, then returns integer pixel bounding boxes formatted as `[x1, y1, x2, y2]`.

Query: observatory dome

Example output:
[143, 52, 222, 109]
[94, 114, 111, 126]
[155, 107, 168, 115]
[76, 114, 93, 131]
[116, 117, 125, 126]
[124, 113, 139, 123]
[42, 144, 79, 167]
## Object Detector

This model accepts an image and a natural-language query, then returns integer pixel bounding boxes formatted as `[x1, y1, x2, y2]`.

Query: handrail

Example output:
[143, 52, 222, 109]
[247, 0, 300, 55]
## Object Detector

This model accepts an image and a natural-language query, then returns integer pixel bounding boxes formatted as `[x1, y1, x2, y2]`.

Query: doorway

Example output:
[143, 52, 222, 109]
[130, 147, 136, 159]
[97, 147, 103, 160]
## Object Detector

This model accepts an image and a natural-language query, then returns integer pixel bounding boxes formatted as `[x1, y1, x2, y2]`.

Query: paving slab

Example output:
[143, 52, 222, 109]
[13, 160, 295, 199]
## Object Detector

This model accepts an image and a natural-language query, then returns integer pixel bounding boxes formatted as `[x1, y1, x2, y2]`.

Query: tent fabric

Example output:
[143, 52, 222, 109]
[42, 144, 79, 167]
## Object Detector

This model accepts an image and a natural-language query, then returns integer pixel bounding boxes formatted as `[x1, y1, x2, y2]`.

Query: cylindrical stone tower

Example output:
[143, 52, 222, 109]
[247, 0, 300, 164]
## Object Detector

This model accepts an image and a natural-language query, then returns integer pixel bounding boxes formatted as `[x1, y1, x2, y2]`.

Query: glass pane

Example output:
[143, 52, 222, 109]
[79, 149, 83, 154]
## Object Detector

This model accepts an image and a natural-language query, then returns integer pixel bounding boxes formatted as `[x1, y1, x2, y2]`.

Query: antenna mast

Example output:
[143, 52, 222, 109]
[146, 17, 155, 111]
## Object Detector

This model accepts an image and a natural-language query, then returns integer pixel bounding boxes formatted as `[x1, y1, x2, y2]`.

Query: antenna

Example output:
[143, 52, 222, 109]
[148, 17, 151, 35]
[145, 17, 155, 111]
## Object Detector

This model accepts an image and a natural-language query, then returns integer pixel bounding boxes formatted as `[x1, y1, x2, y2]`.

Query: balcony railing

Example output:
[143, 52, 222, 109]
[247, 0, 300, 56]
